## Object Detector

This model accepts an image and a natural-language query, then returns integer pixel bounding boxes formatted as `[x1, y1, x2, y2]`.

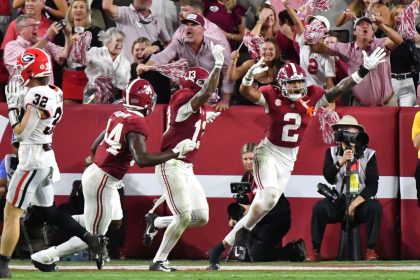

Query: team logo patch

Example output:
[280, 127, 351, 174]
[209, 5, 219, 12]
[21, 53, 35, 63]
[275, 99, 282, 106]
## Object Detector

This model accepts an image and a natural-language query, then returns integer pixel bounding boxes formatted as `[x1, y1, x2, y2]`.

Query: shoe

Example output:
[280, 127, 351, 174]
[149, 261, 177, 272]
[143, 213, 158, 247]
[84, 233, 108, 256]
[94, 236, 109, 270]
[285, 239, 307, 262]
[31, 248, 59, 272]
[365, 249, 379, 261]
[305, 249, 321, 262]
[206, 263, 220, 271]
[0, 260, 11, 278]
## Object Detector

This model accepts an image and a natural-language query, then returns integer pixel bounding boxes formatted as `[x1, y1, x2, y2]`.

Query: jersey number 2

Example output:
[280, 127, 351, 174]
[282, 113, 301, 142]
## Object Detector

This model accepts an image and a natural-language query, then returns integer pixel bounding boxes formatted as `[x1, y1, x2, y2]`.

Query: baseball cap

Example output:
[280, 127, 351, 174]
[306, 15, 330, 32]
[354, 17, 373, 29]
[331, 115, 365, 133]
[181, 13, 205, 27]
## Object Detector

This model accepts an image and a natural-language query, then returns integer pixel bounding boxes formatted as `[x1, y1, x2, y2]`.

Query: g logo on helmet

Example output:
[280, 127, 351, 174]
[21, 54, 35, 63]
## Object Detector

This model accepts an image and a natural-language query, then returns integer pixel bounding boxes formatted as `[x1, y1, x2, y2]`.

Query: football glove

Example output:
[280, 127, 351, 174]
[211, 42, 225, 69]
[172, 139, 196, 158]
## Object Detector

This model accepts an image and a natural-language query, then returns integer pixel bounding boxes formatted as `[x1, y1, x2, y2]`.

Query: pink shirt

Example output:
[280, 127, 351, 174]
[329, 37, 393, 106]
[4, 36, 64, 83]
[150, 36, 234, 94]
[1, 15, 53, 50]
[116, 5, 171, 62]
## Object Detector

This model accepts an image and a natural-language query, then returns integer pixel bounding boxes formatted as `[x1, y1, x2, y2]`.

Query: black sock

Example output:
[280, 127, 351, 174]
[209, 242, 226, 264]
[313, 243, 321, 251]
[0, 255, 10, 262]
[32, 206, 87, 239]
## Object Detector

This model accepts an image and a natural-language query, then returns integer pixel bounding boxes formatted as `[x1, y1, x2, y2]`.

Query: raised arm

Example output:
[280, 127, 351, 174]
[317, 47, 387, 107]
[239, 58, 268, 103]
[371, 13, 403, 50]
[227, 51, 253, 81]
[190, 44, 224, 111]
[335, 1, 357, 27]
[102, 0, 119, 20]
[282, 0, 304, 35]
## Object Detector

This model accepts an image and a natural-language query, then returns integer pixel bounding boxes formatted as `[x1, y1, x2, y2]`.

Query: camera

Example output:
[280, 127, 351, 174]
[317, 183, 340, 204]
[230, 182, 252, 205]
[58, 20, 66, 29]
[334, 130, 369, 160]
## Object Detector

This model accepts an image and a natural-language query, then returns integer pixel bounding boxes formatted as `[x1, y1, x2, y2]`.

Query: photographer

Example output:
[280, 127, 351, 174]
[211, 143, 306, 267]
[305, 115, 382, 262]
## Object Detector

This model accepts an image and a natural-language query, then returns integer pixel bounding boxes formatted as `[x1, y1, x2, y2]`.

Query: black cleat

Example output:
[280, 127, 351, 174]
[85, 233, 108, 256]
[143, 213, 158, 247]
[0, 261, 11, 278]
[149, 261, 177, 272]
[94, 236, 109, 270]
[284, 239, 307, 262]
[31, 260, 58, 272]
[206, 263, 220, 271]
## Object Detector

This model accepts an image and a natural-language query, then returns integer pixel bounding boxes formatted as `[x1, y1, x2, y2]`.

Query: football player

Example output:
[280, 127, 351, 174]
[30, 78, 196, 271]
[207, 47, 387, 270]
[0, 48, 107, 278]
[142, 44, 225, 272]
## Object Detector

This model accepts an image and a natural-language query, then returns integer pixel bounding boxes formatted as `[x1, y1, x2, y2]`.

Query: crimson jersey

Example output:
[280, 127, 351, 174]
[161, 89, 207, 163]
[259, 84, 325, 148]
[94, 109, 150, 179]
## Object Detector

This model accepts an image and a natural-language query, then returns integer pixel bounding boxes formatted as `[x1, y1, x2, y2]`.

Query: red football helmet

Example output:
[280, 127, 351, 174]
[179, 67, 209, 93]
[123, 79, 157, 115]
[277, 63, 307, 101]
[16, 48, 52, 86]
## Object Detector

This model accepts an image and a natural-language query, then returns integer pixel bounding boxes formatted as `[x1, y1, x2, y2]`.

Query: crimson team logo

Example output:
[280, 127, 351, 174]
[275, 99, 282, 106]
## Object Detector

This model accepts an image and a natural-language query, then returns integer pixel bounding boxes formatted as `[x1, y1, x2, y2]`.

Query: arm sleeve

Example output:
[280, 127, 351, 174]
[149, 40, 179, 65]
[359, 153, 379, 199]
[323, 148, 340, 185]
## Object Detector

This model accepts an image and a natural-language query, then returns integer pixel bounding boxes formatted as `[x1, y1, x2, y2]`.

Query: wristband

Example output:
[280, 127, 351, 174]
[242, 75, 254, 87]
[351, 72, 363, 84]
[215, 61, 223, 69]
[358, 65, 369, 78]
[8, 109, 21, 128]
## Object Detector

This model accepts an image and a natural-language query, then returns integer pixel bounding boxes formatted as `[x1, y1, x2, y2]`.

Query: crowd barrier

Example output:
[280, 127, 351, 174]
[0, 104, 418, 260]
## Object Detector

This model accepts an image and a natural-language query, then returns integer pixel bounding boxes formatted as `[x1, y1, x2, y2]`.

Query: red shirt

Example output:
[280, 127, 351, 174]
[94, 109, 150, 180]
[161, 89, 207, 163]
[1, 15, 53, 50]
[259, 84, 325, 148]
[0, 0, 11, 16]
[203, 0, 245, 34]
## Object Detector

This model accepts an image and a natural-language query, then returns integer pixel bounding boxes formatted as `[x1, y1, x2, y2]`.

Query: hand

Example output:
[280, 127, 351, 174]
[258, 8, 272, 22]
[136, 63, 150, 76]
[341, 147, 354, 162]
[211, 42, 225, 68]
[214, 95, 230, 111]
[348, 202, 357, 222]
[230, 50, 239, 61]
[5, 79, 24, 110]
[172, 139, 196, 158]
[141, 45, 159, 59]
[47, 22, 62, 39]
[206, 111, 221, 123]
[362, 47, 386, 71]
[245, 57, 269, 80]
[370, 12, 383, 25]
[344, 9, 356, 20]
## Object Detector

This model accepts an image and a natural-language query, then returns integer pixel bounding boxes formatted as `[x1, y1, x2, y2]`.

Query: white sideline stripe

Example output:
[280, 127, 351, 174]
[400, 177, 417, 199]
[10, 264, 420, 271]
[54, 174, 399, 199]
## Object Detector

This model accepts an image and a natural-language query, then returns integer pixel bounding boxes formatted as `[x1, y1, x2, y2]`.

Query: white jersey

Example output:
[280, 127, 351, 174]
[296, 33, 336, 87]
[18, 85, 63, 178]
[22, 85, 63, 145]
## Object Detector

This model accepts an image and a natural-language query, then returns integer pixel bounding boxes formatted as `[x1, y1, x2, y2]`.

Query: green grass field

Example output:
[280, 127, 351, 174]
[6, 259, 420, 279]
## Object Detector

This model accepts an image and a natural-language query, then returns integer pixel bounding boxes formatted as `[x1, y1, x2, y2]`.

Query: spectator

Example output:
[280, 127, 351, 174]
[174, 0, 231, 56]
[277, 9, 299, 64]
[223, 142, 307, 263]
[130, 37, 152, 80]
[151, 0, 179, 37]
[237, 0, 265, 30]
[412, 111, 420, 208]
[335, 0, 391, 35]
[305, 115, 382, 262]
[228, 37, 283, 105]
[248, 3, 279, 40]
[389, 5, 417, 107]
[283, 1, 335, 90]
[13, 0, 69, 21]
[203, 0, 246, 49]
[84, 27, 130, 104]
[1, 0, 53, 50]
[102, 0, 170, 61]
[138, 13, 234, 111]
[56, 0, 102, 104]
[3, 15, 73, 83]
[311, 15, 403, 106]
[0, 0, 11, 45]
